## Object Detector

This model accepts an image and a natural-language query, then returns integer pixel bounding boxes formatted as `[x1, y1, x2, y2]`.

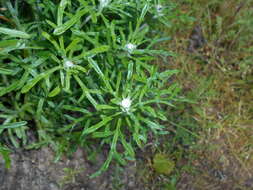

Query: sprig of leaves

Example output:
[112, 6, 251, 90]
[0, 0, 183, 176]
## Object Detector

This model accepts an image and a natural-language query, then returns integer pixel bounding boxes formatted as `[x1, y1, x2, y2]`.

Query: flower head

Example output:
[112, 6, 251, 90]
[64, 60, 74, 69]
[155, 4, 164, 17]
[100, 0, 110, 8]
[120, 97, 132, 112]
[125, 43, 137, 54]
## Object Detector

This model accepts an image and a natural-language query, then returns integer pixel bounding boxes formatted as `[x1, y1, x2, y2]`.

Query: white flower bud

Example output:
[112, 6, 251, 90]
[125, 43, 136, 54]
[100, 0, 109, 8]
[156, 4, 164, 17]
[120, 97, 131, 112]
[64, 60, 74, 68]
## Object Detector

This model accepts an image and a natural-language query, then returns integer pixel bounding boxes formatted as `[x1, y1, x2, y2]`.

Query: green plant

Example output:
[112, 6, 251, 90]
[0, 0, 183, 176]
[59, 167, 85, 187]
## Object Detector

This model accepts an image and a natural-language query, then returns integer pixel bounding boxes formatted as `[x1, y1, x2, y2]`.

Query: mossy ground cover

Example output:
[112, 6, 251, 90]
[150, 0, 253, 189]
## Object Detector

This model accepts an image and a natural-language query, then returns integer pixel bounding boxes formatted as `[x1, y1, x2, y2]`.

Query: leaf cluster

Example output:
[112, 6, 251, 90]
[0, 0, 181, 175]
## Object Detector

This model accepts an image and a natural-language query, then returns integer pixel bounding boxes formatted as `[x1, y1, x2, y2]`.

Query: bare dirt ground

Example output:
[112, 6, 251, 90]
[0, 147, 141, 190]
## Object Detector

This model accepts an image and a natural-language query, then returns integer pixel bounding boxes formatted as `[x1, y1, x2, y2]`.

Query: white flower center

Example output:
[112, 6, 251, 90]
[120, 98, 131, 112]
[125, 43, 136, 53]
[156, 4, 164, 16]
[100, 0, 109, 8]
[64, 60, 74, 68]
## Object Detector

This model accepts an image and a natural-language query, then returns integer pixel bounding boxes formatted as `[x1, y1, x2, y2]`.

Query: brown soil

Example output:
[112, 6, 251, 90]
[0, 147, 141, 190]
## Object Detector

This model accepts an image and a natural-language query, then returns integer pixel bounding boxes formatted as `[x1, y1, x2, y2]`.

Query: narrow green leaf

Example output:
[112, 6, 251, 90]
[143, 106, 157, 118]
[0, 146, 11, 169]
[37, 98, 44, 115]
[20, 127, 27, 145]
[64, 71, 71, 92]
[59, 36, 65, 53]
[138, 85, 148, 103]
[46, 19, 57, 28]
[0, 121, 27, 130]
[127, 61, 134, 80]
[140, 3, 149, 21]
[48, 86, 61, 97]
[8, 129, 19, 148]
[114, 152, 127, 165]
[42, 31, 60, 51]
[116, 71, 122, 95]
[133, 133, 146, 147]
[87, 57, 103, 76]
[74, 75, 98, 107]
[82, 116, 113, 135]
[15, 127, 22, 139]
[75, 45, 109, 59]
[6, 2, 21, 28]
[110, 22, 116, 47]
[142, 99, 175, 107]
[92, 131, 113, 138]
[62, 105, 90, 114]
[111, 118, 121, 151]
[96, 104, 116, 110]
[0, 39, 19, 48]
[143, 119, 164, 130]
[88, 57, 113, 92]
[66, 38, 82, 53]
[54, 8, 88, 35]
[0, 81, 19, 97]
[57, 123, 76, 133]
[0, 68, 15, 75]
[159, 70, 179, 79]
[0, 70, 29, 96]
[90, 152, 113, 178]
[21, 66, 62, 93]
[74, 65, 87, 73]
[72, 30, 99, 46]
[157, 111, 167, 121]
[57, 0, 68, 25]
[121, 135, 135, 158]
[60, 70, 65, 87]
[0, 27, 31, 39]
